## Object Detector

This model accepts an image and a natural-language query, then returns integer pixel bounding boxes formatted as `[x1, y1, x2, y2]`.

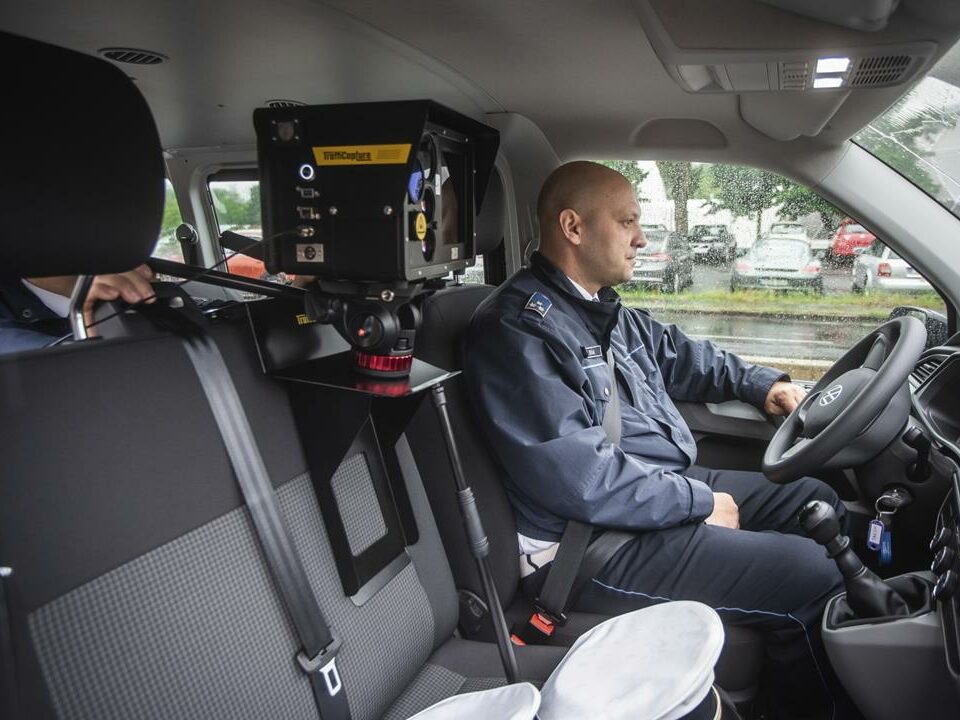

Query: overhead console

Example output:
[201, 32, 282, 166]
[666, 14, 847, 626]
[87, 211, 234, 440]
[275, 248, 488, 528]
[632, 0, 941, 141]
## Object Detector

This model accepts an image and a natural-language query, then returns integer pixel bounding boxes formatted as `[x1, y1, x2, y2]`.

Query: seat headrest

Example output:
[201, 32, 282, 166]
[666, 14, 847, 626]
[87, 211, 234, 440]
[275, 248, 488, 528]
[0, 32, 164, 280]
[475, 168, 504, 256]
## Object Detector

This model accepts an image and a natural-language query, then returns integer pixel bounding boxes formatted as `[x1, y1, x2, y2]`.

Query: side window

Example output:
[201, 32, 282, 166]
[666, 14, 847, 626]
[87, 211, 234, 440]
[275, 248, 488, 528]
[153, 179, 184, 261]
[606, 160, 945, 382]
[206, 173, 280, 282]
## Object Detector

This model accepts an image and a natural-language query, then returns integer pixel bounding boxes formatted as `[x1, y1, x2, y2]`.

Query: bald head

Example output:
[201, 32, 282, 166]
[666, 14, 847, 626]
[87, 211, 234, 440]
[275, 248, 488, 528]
[537, 161, 630, 249]
[534, 161, 644, 294]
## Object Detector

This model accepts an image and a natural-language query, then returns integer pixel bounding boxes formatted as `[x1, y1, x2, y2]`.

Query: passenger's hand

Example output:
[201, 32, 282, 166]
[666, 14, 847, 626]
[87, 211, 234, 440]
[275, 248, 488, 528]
[84, 264, 156, 333]
[704, 492, 739, 529]
[764, 381, 806, 416]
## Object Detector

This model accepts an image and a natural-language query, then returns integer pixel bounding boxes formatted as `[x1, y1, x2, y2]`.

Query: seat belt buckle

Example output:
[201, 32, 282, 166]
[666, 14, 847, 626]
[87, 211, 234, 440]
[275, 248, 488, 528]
[296, 635, 343, 697]
[511, 605, 565, 645]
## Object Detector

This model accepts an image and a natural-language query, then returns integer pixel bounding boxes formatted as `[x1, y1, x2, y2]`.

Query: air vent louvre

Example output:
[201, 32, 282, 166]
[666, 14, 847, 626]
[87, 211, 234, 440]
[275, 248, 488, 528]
[779, 61, 810, 91]
[99, 47, 166, 65]
[911, 354, 947, 387]
[265, 99, 305, 109]
[850, 55, 911, 87]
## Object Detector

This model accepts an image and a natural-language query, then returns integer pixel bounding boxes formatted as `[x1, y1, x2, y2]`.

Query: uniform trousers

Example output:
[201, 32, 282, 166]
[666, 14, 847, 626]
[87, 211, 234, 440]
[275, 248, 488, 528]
[576, 467, 853, 719]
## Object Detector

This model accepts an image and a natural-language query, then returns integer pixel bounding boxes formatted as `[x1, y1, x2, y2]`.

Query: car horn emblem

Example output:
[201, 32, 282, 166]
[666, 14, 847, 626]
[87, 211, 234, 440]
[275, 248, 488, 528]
[819, 384, 843, 406]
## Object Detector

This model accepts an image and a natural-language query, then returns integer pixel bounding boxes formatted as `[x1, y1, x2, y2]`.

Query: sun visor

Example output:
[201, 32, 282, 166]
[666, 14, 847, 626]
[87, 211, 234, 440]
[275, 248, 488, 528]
[0, 32, 164, 280]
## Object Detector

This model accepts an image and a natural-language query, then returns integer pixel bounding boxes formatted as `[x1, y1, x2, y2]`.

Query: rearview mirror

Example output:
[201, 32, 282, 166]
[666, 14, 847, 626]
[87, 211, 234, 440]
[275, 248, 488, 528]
[889, 306, 949, 349]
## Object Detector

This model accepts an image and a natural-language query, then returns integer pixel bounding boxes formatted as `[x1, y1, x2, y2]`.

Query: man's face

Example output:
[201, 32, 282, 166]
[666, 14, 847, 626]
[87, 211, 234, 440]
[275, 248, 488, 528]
[578, 177, 646, 287]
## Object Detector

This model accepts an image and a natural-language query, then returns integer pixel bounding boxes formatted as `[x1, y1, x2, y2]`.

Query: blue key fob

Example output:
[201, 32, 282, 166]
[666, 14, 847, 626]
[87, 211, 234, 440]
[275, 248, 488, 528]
[879, 529, 893, 566]
[867, 519, 884, 552]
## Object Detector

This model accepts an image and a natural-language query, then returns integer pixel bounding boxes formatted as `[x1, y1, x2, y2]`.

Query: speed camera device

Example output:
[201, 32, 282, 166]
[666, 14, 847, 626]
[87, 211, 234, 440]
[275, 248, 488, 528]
[254, 100, 499, 283]
[253, 101, 499, 379]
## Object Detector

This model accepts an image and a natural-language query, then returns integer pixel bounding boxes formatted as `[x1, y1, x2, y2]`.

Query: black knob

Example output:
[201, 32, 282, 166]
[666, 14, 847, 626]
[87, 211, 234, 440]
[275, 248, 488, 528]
[930, 527, 954, 553]
[933, 570, 958, 602]
[799, 500, 841, 547]
[932, 546, 956, 575]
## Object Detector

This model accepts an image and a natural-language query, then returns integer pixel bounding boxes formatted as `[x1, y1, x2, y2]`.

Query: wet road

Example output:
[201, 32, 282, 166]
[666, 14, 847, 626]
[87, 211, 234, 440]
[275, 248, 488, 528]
[655, 310, 876, 364]
[650, 261, 872, 370]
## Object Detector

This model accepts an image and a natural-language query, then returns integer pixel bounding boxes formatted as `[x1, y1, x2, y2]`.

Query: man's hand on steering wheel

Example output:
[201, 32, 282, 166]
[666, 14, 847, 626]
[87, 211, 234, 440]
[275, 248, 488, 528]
[764, 381, 807, 416]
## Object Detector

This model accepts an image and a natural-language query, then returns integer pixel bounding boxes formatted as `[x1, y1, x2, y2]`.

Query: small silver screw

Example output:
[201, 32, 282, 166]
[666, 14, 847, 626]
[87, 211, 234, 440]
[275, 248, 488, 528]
[383, 205, 394, 216]
[328, 206, 338, 216]
[380, 289, 395, 302]
[1, 567, 13, 578]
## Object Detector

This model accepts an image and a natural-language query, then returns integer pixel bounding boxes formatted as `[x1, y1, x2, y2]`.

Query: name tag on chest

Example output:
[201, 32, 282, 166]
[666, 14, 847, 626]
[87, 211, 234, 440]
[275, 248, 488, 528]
[581, 345, 603, 360]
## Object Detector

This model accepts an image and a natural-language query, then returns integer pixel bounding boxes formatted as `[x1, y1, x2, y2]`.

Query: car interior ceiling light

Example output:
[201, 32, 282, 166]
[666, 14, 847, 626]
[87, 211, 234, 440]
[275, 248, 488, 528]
[816, 56, 851, 74]
[813, 76, 845, 89]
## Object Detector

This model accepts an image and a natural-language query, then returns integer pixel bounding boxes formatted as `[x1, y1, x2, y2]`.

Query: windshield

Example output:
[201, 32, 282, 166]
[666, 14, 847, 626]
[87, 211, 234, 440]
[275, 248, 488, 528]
[854, 42, 960, 217]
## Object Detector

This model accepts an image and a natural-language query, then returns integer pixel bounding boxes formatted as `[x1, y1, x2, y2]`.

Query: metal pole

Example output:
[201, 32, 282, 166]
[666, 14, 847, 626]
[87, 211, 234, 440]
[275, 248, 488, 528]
[431, 383, 520, 684]
[68, 275, 95, 340]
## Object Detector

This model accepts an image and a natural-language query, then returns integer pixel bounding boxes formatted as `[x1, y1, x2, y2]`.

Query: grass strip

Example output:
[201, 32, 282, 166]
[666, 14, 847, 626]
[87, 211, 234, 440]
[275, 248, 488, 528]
[617, 288, 944, 320]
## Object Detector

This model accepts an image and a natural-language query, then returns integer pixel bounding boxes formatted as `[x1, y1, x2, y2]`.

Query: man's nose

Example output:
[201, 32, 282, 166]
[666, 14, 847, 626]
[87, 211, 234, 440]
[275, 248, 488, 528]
[634, 228, 647, 248]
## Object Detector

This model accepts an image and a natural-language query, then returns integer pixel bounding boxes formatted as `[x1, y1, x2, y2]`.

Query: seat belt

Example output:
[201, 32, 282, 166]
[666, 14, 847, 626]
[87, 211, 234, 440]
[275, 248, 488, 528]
[0, 566, 20, 720]
[142, 304, 350, 720]
[513, 348, 633, 644]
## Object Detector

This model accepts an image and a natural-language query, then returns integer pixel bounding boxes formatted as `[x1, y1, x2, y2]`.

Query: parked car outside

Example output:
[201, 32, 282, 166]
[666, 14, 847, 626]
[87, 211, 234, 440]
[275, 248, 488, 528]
[766, 222, 808, 240]
[852, 240, 933, 294]
[640, 223, 670, 243]
[831, 219, 876, 262]
[626, 232, 693, 293]
[687, 223, 735, 263]
[730, 237, 823, 293]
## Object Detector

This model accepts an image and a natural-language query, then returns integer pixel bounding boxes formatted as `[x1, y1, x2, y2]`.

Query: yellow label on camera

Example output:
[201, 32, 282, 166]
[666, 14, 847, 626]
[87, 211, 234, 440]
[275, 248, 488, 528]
[311, 143, 411, 166]
[415, 212, 427, 241]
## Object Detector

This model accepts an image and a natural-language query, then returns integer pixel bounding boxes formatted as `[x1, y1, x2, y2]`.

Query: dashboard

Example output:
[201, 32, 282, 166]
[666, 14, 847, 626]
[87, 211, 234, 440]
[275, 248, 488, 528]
[911, 344, 960, 677]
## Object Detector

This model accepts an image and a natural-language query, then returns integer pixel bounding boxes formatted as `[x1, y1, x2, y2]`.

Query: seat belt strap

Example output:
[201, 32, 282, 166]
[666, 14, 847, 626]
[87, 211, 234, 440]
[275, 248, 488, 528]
[602, 347, 622, 445]
[149, 305, 350, 720]
[0, 567, 20, 720]
[514, 346, 633, 645]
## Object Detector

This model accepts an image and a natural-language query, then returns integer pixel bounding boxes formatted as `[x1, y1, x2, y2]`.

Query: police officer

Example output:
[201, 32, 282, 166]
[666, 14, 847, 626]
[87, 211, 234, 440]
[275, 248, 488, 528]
[464, 161, 850, 718]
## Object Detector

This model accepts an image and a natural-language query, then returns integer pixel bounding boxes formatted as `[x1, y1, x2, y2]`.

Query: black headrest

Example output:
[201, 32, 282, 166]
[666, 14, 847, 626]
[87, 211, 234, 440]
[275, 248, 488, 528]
[475, 168, 504, 256]
[416, 285, 495, 371]
[0, 33, 164, 280]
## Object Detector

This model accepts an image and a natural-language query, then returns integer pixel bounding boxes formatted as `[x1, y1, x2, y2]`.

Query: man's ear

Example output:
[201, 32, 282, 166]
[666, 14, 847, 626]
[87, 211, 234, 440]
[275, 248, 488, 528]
[558, 208, 583, 246]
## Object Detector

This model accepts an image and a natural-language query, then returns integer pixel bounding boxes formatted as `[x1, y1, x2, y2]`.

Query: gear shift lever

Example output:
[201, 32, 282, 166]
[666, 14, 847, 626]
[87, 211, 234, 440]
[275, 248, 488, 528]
[799, 500, 908, 619]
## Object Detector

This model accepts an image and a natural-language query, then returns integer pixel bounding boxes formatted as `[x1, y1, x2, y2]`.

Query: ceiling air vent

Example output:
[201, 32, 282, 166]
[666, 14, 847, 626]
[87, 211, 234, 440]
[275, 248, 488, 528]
[98, 48, 166, 65]
[265, 99, 305, 109]
[850, 55, 912, 87]
[778, 61, 810, 91]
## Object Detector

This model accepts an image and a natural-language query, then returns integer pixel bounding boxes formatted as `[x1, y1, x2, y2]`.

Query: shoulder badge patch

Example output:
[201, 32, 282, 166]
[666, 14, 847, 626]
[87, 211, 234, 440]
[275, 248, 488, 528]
[524, 291, 552, 318]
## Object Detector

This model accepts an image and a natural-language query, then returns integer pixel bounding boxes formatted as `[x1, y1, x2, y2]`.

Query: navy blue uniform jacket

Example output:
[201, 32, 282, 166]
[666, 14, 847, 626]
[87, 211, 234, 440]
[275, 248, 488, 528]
[464, 252, 785, 542]
[0, 282, 70, 355]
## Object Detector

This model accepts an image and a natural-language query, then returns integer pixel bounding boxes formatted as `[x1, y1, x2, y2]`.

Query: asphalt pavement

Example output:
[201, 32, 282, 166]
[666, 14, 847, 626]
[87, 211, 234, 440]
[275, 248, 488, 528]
[651, 260, 871, 375]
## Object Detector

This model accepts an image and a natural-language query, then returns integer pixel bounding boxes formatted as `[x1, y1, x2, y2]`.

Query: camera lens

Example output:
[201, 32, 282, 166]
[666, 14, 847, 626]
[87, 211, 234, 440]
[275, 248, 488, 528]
[421, 228, 436, 262]
[422, 186, 436, 221]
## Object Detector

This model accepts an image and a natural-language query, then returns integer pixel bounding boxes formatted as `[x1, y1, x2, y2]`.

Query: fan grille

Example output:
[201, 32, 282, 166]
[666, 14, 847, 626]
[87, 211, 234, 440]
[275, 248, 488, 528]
[99, 48, 166, 65]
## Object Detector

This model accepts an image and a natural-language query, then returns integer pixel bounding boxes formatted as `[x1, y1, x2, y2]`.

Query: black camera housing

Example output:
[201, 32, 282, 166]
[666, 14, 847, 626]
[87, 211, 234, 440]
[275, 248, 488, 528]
[254, 100, 499, 282]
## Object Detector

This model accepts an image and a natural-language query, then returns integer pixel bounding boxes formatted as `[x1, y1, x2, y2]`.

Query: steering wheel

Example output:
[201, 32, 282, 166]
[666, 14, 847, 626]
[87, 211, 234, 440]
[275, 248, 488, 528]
[763, 316, 927, 484]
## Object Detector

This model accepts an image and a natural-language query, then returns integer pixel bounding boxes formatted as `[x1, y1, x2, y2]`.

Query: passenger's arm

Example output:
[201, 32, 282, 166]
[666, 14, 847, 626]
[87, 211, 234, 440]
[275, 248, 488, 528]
[637, 309, 786, 410]
[464, 313, 714, 531]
